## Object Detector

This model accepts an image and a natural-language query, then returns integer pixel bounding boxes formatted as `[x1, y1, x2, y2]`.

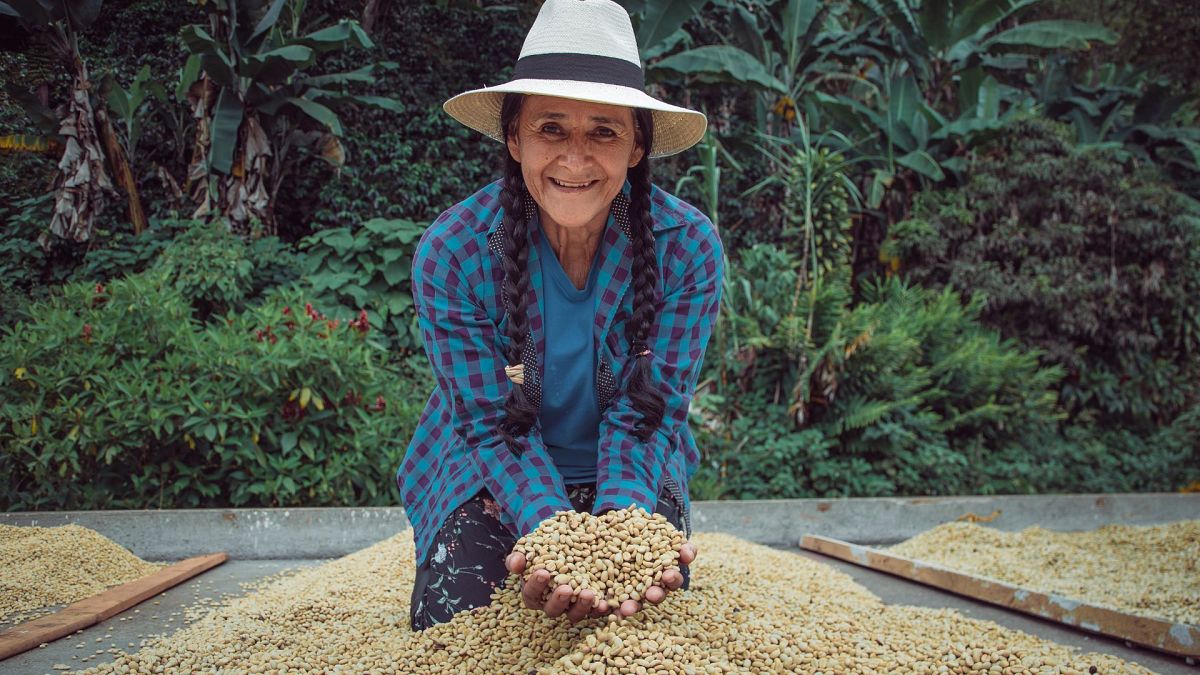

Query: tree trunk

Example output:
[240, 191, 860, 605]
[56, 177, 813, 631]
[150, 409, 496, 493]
[94, 100, 148, 235]
[42, 51, 116, 250]
[362, 0, 389, 34]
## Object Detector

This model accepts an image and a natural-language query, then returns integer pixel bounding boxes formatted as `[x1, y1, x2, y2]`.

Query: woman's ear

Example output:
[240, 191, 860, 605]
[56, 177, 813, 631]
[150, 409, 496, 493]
[629, 125, 646, 168]
[507, 133, 522, 164]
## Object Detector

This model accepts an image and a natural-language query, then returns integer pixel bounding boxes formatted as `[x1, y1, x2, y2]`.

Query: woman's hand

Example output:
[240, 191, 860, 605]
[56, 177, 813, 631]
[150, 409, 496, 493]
[505, 542, 697, 621]
[615, 542, 697, 617]
[506, 552, 611, 623]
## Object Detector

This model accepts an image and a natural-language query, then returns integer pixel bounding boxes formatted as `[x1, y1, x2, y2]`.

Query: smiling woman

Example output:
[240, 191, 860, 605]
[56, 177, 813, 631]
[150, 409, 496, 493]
[506, 96, 648, 289]
[396, 0, 724, 632]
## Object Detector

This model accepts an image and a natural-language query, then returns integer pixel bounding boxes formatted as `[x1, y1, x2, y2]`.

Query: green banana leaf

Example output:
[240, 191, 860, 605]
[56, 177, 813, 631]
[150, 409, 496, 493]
[209, 88, 245, 175]
[287, 97, 344, 136]
[654, 45, 787, 94]
[635, 0, 706, 52]
[984, 20, 1117, 51]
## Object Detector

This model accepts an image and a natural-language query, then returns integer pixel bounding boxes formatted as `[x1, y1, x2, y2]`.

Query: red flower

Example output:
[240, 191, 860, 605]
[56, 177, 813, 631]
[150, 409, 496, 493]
[349, 309, 370, 336]
[282, 306, 292, 316]
[91, 283, 107, 308]
[281, 398, 305, 422]
[370, 395, 386, 412]
[81, 324, 93, 343]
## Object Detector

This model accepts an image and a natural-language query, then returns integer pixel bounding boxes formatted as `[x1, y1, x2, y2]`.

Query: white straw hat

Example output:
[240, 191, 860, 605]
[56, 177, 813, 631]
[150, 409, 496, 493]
[443, 0, 707, 158]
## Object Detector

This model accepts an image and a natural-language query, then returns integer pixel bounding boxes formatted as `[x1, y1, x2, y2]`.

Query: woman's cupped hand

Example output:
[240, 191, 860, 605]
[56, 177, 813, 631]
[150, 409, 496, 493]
[504, 543, 697, 623]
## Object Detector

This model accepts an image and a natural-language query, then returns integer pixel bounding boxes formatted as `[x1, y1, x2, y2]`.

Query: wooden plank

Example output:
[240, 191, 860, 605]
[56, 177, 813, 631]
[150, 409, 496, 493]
[0, 552, 227, 661]
[799, 534, 1200, 659]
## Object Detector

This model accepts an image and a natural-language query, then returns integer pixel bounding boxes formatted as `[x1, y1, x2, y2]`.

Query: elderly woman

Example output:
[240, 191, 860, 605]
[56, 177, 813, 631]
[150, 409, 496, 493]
[397, 0, 724, 631]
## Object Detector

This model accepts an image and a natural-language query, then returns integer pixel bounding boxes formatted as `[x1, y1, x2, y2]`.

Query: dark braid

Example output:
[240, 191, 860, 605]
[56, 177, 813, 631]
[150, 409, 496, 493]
[624, 108, 666, 441]
[497, 94, 538, 453]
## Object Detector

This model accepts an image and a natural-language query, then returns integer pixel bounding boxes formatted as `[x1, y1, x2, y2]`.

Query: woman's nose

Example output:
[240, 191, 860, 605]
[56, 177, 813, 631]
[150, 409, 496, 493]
[560, 133, 592, 163]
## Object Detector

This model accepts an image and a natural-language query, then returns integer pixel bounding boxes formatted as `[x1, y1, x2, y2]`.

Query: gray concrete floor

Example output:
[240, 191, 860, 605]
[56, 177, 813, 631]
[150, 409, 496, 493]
[3, 552, 1196, 675]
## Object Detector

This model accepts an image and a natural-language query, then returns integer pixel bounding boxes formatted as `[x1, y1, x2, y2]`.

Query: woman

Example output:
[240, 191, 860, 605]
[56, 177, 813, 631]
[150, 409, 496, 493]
[397, 0, 724, 631]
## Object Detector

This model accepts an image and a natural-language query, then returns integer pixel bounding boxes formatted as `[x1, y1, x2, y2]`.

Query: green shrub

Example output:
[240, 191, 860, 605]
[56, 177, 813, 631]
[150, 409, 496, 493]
[65, 217, 192, 285]
[145, 218, 303, 323]
[884, 117, 1200, 431]
[694, 243, 1067, 499]
[0, 269, 423, 511]
[296, 217, 425, 355]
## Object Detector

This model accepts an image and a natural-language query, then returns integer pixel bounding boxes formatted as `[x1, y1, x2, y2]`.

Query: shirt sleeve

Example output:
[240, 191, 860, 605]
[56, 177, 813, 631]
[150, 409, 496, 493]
[411, 227, 571, 538]
[593, 217, 725, 515]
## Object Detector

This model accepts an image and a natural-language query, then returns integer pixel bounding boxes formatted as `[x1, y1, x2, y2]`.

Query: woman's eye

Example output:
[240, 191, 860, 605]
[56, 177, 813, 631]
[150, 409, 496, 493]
[593, 127, 616, 138]
[540, 124, 562, 135]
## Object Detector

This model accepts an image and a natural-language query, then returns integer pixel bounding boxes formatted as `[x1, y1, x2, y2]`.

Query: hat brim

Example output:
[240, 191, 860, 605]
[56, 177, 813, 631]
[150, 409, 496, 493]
[444, 79, 707, 158]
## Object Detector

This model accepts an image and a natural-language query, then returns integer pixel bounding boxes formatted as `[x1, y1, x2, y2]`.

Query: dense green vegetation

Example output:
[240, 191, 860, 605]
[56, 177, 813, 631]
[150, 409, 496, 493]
[2, 0, 1197, 510]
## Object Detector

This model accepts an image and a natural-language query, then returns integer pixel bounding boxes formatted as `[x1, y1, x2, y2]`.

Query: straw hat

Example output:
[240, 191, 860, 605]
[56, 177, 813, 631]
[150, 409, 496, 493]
[443, 0, 707, 158]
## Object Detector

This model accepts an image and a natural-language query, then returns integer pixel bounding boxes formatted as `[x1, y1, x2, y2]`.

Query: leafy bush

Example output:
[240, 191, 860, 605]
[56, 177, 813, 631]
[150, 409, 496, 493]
[147, 219, 252, 322]
[141, 218, 302, 323]
[884, 117, 1200, 430]
[66, 219, 187, 285]
[296, 217, 425, 355]
[693, 243, 1067, 499]
[0, 269, 423, 511]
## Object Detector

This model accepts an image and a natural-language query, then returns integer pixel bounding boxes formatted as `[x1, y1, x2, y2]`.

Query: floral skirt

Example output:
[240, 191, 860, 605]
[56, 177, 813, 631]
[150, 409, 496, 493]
[409, 482, 690, 631]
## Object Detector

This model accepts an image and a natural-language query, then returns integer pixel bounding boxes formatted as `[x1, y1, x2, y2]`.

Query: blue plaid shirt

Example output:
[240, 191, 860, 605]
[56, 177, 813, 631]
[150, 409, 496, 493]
[396, 179, 724, 564]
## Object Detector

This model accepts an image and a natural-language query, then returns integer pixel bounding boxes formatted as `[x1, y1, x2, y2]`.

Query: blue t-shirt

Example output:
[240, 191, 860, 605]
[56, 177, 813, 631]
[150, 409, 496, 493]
[535, 222, 603, 484]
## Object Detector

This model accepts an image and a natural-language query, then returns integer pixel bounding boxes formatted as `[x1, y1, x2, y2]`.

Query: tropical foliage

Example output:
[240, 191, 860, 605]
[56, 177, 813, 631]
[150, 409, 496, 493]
[2, 0, 1198, 509]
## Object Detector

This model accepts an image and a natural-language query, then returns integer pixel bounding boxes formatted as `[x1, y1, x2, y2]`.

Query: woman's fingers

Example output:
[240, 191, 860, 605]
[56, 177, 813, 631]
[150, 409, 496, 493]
[643, 585, 666, 604]
[590, 598, 611, 618]
[660, 567, 684, 591]
[543, 584, 573, 618]
[565, 589, 595, 623]
[618, 599, 640, 617]
[521, 569, 551, 609]
[505, 552, 527, 575]
[679, 542, 697, 566]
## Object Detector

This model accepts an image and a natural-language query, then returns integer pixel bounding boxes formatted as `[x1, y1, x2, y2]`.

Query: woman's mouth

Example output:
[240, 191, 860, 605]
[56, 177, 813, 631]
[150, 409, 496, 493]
[549, 177, 598, 191]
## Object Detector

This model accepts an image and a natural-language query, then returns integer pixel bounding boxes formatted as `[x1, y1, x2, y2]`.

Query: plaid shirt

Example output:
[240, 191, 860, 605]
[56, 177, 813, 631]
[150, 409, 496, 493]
[396, 179, 724, 564]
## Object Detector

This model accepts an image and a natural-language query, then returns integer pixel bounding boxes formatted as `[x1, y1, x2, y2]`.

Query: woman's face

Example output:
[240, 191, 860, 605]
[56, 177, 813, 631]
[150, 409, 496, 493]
[506, 95, 645, 233]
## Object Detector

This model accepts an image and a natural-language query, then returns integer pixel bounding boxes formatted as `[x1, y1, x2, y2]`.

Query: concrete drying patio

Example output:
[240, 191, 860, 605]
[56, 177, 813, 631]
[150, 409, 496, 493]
[2, 493, 1197, 674]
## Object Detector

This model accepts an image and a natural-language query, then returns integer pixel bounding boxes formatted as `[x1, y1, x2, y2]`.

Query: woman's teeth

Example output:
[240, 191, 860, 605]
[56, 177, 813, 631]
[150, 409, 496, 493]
[551, 178, 593, 189]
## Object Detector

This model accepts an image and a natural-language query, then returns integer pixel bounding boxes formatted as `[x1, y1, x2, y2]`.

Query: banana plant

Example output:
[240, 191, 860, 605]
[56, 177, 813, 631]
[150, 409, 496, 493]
[178, 0, 403, 235]
[856, 0, 1116, 115]
[0, 0, 115, 247]
[649, 0, 878, 135]
[1033, 55, 1200, 195]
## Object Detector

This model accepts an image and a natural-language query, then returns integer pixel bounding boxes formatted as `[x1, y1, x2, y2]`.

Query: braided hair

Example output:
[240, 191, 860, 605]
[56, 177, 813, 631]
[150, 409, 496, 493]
[497, 93, 665, 452]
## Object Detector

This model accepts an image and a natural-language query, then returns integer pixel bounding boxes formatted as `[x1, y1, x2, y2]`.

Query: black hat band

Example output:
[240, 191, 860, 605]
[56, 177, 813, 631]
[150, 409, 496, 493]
[512, 52, 645, 90]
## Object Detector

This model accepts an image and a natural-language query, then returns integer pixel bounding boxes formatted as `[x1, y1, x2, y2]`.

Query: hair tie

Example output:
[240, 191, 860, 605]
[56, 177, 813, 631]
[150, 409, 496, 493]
[504, 363, 525, 385]
[636, 349, 650, 357]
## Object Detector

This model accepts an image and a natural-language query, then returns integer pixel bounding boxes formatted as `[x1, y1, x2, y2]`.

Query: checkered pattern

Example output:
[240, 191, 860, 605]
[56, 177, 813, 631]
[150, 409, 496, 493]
[398, 179, 724, 565]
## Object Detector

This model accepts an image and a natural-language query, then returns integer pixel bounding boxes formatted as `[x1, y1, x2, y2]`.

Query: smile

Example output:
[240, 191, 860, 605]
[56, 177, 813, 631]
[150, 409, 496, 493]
[549, 178, 598, 190]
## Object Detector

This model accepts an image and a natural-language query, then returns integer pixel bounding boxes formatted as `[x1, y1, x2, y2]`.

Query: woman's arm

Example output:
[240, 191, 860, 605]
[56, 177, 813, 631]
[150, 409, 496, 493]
[593, 215, 725, 516]
[412, 227, 572, 537]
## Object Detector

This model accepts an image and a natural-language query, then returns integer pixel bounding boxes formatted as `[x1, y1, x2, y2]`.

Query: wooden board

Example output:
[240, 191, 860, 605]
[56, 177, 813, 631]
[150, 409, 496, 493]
[0, 552, 227, 661]
[799, 534, 1199, 660]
